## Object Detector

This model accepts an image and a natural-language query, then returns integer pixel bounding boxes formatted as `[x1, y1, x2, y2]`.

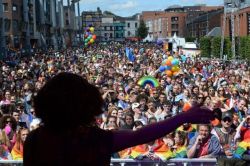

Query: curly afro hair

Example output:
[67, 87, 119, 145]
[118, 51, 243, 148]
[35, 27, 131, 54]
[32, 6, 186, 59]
[34, 72, 104, 130]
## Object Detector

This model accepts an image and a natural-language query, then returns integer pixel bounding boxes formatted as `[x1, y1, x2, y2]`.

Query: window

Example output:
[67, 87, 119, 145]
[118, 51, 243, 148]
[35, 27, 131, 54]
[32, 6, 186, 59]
[3, 3, 8, 12]
[30, 24, 34, 33]
[104, 26, 107, 31]
[12, 5, 17, 12]
[110, 33, 113, 38]
[110, 26, 113, 31]
[116, 33, 119, 38]
[4, 19, 11, 32]
[128, 31, 131, 36]
[65, 13, 68, 17]
[12, 20, 18, 32]
[171, 31, 178, 36]
[127, 23, 130, 28]
[171, 17, 179, 22]
[104, 33, 108, 37]
[135, 22, 138, 28]
[66, 20, 69, 25]
[171, 24, 178, 29]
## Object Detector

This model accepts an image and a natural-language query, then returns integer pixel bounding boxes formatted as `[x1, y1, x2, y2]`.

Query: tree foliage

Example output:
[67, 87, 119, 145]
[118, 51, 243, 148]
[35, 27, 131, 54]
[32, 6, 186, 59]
[185, 37, 196, 42]
[211, 37, 221, 58]
[224, 37, 232, 59]
[137, 20, 148, 40]
[200, 36, 250, 60]
[200, 37, 211, 57]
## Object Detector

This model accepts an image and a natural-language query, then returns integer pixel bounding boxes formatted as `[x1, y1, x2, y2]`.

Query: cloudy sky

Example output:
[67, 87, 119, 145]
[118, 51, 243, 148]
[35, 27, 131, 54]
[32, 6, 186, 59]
[63, 0, 224, 17]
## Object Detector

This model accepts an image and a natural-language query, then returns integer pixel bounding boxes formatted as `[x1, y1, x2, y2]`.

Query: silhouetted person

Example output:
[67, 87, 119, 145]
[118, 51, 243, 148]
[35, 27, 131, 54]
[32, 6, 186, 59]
[24, 73, 214, 166]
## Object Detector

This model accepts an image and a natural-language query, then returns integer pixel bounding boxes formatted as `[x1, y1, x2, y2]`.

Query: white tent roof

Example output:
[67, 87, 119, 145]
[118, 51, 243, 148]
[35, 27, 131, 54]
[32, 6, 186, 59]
[183, 42, 198, 49]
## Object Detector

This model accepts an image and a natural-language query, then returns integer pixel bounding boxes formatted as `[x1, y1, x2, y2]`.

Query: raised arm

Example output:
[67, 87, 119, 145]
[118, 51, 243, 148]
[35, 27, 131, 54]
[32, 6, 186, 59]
[111, 106, 214, 152]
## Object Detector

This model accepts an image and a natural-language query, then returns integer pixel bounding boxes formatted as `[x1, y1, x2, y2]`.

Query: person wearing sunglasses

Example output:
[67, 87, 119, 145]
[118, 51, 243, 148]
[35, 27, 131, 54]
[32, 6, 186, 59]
[211, 112, 236, 158]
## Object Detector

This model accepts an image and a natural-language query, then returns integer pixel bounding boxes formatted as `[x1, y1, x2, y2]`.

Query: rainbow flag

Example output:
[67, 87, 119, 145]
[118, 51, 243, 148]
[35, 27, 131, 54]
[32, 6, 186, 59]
[172, 146, 187, 158]
[129, 140, 173, 161]
[11, 143, 23, 160]
[118, 148, 131, 159]
[153, 143, 173, 161]
[129, 144, 148, 159]
[234, 139, 250, 159]
[234, 138, 250, 159]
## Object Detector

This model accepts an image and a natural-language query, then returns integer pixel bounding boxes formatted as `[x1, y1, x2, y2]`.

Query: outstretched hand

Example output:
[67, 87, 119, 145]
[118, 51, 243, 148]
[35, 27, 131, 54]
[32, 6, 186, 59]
[182, 106, 215, 124]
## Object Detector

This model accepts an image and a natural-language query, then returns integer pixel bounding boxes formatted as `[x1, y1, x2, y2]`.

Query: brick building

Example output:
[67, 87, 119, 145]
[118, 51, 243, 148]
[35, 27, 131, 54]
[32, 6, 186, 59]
[2, 0, 34, 50]
[141, 5, 223, 40]
[223, 6, 250, 36]
[141, 11, 187, 40]
[186, 9, 224, 39]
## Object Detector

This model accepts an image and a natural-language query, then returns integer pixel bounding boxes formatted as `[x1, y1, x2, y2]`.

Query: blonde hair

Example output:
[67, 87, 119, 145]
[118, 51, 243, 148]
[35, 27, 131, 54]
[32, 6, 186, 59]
[0, 130, 10, 148]
[15, 128, 29, 151]
[107, 106, 118, 116]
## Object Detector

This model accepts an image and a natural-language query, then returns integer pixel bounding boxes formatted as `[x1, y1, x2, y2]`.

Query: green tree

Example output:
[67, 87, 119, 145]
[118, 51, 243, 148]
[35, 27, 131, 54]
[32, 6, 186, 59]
[137, 20, 148, 40]
[239, 36, 246, 59]
[245, 36, 250, 59]
[211, 37, 221, 58]
[200, 37, 211, 57]
[185, 37, 196, 42]
[224, 37, 232, 59]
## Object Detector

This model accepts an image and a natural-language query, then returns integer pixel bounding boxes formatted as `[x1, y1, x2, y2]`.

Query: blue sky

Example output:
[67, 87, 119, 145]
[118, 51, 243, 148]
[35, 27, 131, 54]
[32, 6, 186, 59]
[63, 0, 224, 17]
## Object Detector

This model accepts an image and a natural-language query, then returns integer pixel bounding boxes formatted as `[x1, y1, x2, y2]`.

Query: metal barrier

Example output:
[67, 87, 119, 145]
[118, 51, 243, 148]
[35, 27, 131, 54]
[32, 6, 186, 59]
[0, 159, 217, 166]
[111, 158, 217, 166]
[0, 160, 23, 166]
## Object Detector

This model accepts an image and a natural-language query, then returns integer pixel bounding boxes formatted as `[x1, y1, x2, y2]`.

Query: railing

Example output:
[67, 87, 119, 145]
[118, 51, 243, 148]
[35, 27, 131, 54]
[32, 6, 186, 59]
[0, 159, 217, 166]
[0, 160, 23, 166]
[111, 158, 217, 166]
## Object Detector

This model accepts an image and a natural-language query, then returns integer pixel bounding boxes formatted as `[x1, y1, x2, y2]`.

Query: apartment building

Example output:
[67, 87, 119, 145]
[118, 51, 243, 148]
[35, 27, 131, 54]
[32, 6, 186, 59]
[223, 0, 250, 36]
[186, 9, 223, 38]
[142, 11, 187, 40]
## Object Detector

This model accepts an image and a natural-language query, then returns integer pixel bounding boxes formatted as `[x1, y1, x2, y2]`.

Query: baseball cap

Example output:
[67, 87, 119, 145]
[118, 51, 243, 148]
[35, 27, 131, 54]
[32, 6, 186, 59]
[222, 112, 233, 120]
[132, 103, 140, 110]
[201, 78, 206, 82]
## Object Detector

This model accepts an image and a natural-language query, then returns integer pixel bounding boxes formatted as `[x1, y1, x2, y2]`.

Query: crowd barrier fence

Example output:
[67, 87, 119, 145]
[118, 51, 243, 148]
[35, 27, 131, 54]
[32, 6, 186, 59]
[111, 158, 217, 166]
[0, 159, 217, 166]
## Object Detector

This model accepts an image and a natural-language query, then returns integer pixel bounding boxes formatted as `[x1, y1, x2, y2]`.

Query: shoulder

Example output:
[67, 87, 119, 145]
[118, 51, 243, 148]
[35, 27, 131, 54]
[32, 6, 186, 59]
[188, 133, 198, 145]
[210, 134, 220, 143]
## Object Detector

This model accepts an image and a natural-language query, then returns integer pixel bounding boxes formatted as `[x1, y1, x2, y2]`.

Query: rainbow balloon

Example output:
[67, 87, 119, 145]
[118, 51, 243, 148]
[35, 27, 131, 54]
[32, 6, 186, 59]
[138, 76, 159, 88]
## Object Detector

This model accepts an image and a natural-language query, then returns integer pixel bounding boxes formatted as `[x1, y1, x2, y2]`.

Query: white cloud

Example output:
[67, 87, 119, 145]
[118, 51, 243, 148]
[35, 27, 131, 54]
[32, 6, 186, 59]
[109, 1, 138, 10]
[79, 0, 112, 6]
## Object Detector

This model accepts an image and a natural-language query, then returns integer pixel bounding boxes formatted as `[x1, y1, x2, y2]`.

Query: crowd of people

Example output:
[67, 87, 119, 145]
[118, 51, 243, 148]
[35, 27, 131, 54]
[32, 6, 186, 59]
[0, 42, 250, 162]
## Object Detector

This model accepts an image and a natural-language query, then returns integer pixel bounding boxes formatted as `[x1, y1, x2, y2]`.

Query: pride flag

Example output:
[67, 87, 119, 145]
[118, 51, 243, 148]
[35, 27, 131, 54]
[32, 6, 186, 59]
[129, 140, 173, 161]
[125, 47, 135, 62]
[153, 143, 173, 161]
[234, 139, 250, 159]
[172, 146, 187, 158]
[129, 144, 148, 159]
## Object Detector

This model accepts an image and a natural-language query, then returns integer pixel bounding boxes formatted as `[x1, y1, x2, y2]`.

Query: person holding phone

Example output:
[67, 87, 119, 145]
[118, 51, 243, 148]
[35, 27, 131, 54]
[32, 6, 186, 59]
[187, 124, 221, 158]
